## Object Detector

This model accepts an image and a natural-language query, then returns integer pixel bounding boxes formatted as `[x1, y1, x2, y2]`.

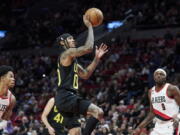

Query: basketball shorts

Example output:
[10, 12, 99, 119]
[150, 119, 178, 135]
[55, 89, 91, 129]
[43, 128, 67, 135]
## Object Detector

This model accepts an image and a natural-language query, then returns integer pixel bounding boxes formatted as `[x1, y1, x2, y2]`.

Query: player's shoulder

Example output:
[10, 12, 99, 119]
[11, 94, 16, 100]
[61, 48, 76, 57]
[59, 48, 76, 66]
[167, 83, 179, 96]
[8, 90, 16, 101]
[48, 97, 55, 103]
[11, 94, 16, 103]
[167, 83, 179, 90]
[148, 88, 153, 97]
[8, 93, 16, 108]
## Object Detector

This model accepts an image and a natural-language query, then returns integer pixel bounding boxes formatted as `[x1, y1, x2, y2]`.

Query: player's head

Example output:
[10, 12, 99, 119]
[153, 68, 167, 85]
[0, 65, 15, 88]
[56, 33, 76, 49]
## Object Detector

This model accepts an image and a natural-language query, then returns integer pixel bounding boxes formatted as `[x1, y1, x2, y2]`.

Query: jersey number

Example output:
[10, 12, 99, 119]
[53, 106, 64, 123]
[57, 69, 61, 86]
[73, 63, 78, 89]
[161, 103, 166, 110]
[53, 113, 64, 124]
[73, 74, 78, 89]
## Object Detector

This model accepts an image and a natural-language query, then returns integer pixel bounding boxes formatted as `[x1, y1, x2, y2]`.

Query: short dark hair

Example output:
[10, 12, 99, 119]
[56, 33, 72, 43]
[0, 65, 14, 77]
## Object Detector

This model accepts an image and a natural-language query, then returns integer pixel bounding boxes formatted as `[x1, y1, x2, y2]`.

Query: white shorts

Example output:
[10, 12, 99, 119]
[0, 120, 7, 130]
[150, 119, 176, 135]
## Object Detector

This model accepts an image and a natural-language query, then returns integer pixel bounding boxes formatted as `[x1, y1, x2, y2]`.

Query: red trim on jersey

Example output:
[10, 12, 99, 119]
[155, 84, 166, 92]
[166, 84, 174, 99]
[0, 96, 8, 99]
[153, 108, 172, 120]
[175, 127, 179, 135]
[9, 91, 12, 105]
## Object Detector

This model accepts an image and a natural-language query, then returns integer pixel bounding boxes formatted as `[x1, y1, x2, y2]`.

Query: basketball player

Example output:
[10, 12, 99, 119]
[55, 15, 108, 135]
[0, 65, 16, 120]
[132, 68, 180, 135]
[41, 97, 67, 135]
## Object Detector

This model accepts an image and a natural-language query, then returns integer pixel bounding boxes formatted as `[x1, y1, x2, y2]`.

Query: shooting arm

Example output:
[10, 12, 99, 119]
[60, 26, 94, 66]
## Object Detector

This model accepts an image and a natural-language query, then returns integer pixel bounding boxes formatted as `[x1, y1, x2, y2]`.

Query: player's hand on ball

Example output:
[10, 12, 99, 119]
[95, 43, 108, 59]
[83, 15, 92, 27]
[85, 8, 103, 27]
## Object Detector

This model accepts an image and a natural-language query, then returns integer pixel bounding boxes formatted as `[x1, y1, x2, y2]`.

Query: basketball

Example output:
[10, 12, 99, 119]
[85, 8, 103, 27]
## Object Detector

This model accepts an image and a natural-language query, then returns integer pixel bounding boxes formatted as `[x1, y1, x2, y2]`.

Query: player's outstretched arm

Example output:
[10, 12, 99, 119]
[168, 85, 180, 106]
[167, 85, 180, 128]
[60, 15, 94, 66]
[132, 90, 155, 135]
[41, 98, 55, 135]
[2, 95, 16, 120]
[77, 43, 108, 79]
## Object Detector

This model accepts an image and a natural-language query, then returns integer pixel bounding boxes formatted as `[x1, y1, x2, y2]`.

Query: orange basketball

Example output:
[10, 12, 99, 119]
[85, 8, 103, 27]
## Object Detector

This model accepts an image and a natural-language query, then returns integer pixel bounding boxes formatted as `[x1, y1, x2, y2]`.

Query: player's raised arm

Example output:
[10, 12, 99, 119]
[77, 43, 108, 79]
[59, 15, 94, 67]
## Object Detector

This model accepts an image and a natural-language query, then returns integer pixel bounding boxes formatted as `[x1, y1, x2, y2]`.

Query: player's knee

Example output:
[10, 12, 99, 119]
[69, 127, 81, 135]
[76, 128, 81, 135]
[74, 128, 81, 135]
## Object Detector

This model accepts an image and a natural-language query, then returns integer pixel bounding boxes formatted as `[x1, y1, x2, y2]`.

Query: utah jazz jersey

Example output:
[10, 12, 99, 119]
[47, 105, 66, 134]
[57, 57, 78, 92]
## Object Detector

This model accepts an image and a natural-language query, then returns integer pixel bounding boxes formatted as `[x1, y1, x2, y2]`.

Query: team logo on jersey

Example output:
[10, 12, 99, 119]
[0, 104, 7, 111]
[151, 96, 166, 104]
[74, 63, 78, 73]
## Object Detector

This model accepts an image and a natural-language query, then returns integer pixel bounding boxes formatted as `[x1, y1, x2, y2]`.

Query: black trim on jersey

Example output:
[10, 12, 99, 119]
[155, 114, 172, 121]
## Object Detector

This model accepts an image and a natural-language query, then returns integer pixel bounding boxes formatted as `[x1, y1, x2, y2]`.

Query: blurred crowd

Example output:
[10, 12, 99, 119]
[0, 30, 180, 134]
[0, 0, 180, 49]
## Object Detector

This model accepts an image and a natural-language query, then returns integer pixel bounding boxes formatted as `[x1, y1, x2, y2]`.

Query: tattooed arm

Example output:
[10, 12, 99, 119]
[78, 43, 108, 79]
[77, 58, 99, 80]
[60, 15, 94, 66]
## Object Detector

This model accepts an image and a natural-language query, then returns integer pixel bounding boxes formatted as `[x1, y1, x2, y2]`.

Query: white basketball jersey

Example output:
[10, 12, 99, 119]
[150, 83, 179, 121]
[0, 90, 12, 119]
